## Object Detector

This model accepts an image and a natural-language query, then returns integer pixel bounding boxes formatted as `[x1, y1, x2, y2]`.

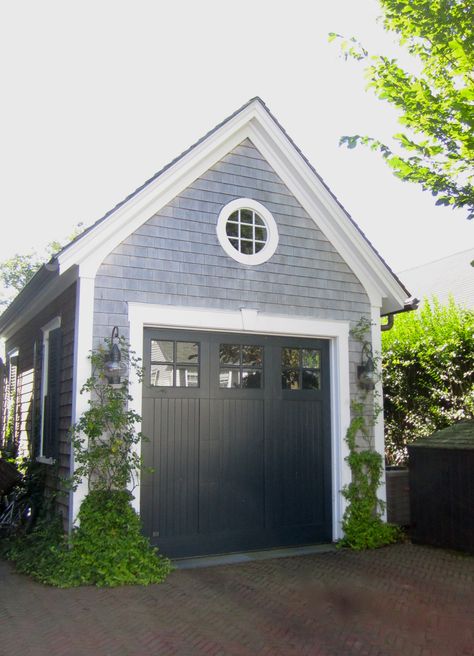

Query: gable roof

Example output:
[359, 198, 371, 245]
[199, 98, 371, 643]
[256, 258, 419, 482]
[0, 97, 411, 338]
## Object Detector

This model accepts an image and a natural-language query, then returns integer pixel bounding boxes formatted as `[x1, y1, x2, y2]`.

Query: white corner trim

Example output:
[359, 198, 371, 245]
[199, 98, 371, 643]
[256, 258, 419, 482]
[128, 302, 351, 540]
[216, 198, 279, 265]
[70, 275, 96, 527]
[371, 303, 387, 519]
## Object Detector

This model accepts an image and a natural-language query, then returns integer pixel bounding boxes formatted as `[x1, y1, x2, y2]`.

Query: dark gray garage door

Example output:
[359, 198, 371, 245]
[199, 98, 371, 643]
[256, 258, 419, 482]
[141, 329, 332, 557]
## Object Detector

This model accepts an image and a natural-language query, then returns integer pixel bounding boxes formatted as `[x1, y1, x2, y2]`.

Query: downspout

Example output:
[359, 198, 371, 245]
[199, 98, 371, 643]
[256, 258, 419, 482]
[381, 297, 419, 332]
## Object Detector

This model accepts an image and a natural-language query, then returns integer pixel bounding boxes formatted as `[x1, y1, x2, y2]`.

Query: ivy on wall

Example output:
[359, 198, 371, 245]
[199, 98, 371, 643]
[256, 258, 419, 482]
[340, 318, 400, 550]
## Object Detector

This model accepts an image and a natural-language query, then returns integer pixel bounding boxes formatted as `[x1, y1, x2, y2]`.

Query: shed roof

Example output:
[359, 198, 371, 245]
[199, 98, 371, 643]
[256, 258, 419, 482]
[409, 420, 474, 450]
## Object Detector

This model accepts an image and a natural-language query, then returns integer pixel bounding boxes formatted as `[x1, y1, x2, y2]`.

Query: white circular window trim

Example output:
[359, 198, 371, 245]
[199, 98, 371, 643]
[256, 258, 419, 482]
[216, 198, 279, 265]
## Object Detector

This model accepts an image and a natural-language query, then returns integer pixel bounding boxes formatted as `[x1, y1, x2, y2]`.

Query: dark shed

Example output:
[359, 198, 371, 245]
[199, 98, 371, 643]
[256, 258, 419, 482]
[408, 420, 474, 554]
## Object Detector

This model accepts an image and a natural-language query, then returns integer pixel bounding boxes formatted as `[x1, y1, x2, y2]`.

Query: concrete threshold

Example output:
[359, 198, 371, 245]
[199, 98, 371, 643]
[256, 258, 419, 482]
[173, 543, 337, 570]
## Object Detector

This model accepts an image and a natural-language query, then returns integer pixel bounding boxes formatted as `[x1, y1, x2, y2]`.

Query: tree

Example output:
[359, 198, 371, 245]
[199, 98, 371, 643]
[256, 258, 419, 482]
[0, 225, 84, 308]
[331, 0, 474, 219]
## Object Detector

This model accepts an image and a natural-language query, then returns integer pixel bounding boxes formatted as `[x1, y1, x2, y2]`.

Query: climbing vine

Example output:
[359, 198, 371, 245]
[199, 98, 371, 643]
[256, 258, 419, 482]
[340, 318, 400, 550]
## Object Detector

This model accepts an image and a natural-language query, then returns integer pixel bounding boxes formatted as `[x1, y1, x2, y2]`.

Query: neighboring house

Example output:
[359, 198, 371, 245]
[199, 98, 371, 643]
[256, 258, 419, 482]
[0, 98, 410, 557]
[399, 248, 474, 309]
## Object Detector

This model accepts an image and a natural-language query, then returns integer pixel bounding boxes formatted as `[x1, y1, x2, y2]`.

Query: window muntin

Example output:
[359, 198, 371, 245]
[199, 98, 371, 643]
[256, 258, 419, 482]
[216, 198, 279, 265]
[150, 340, 199, 387]
[281, 347, 321, 390]
[219, 344, 263, 389]
[225, 209, 268, 255]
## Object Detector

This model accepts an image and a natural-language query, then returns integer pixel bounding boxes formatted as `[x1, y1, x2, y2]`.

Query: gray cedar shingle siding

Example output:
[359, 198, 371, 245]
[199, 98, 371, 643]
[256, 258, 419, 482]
[5, 283, 76, 522]
[93, 139, 371, 401]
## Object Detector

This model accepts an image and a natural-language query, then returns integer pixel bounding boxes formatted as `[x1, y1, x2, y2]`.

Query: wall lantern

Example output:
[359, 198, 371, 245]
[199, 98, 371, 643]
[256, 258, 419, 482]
[357, 342, 377, 391]
[103, 326, 128, 385]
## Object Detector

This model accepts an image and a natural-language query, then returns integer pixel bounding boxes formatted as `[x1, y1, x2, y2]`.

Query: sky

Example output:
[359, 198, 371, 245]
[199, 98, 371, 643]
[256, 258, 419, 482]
[1, 0, 472, 283]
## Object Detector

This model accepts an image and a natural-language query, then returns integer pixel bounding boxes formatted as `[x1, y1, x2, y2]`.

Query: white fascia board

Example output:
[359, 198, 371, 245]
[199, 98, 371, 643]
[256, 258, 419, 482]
[247, 105, 407, 312]
[57, 106, 262, 278]
[0, 265, 78, 341]
[57, 99, 406, 313]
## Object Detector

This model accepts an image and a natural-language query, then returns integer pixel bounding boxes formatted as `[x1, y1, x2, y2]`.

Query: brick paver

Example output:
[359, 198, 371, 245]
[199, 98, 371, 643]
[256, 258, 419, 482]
[1, 543, 473, 656]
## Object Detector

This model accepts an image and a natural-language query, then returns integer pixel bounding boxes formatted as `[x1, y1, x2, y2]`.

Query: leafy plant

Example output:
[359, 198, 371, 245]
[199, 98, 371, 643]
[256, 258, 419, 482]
[340, 319, 400, 549]
[3, 335, 171, 587]
[382, 297, 474, 464]
[331, 0, 474, 219]
[70, 335, 145, 493]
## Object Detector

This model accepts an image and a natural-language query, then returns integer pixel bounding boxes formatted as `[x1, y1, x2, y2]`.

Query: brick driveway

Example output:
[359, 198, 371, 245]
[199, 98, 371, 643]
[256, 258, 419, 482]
[1, 543, 473, 656]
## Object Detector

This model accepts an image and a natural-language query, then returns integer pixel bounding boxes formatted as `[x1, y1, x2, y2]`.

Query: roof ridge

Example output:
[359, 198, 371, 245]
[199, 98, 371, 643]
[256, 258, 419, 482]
[399, 247, 474, 273]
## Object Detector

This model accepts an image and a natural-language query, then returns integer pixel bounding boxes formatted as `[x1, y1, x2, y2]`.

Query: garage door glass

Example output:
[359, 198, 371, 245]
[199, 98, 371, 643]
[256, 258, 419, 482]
[281, 347, 321, 390]
[150, 340, 199, 387]
[219, 344, 263, 388]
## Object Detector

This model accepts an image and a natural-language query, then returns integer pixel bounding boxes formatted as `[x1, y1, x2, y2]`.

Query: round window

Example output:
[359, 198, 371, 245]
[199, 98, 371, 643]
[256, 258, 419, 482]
[216, 198, 279, 265]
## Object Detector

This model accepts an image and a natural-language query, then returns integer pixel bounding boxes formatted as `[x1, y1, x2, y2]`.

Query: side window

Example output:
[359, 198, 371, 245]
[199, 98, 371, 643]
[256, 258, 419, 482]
[40, 318, 62, 461]
[219, 344, 263, 389]
[3, 350, 19, 457]
[281, 348, 321, 390]
[150, 340, 199, 388]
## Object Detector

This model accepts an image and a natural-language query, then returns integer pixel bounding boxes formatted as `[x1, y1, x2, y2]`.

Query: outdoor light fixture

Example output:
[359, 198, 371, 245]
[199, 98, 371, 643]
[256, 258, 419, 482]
[103, 326, 127, 385]
[357, 342, 377, 391]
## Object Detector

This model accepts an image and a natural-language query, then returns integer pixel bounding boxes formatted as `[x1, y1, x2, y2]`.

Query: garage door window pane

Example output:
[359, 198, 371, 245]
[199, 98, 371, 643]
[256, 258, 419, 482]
[219, 368, 241, 388]
[282, 348, 300, 369]
[302, 369, 320, 390]
[151, 339, 200, 387]
[177, 342, 199, 364]
[242, 370, 262, 389]
[176, 366, 199, 388]
[151, 340, 173, 362]
[242, 345, 263, 367]
[220, 344, 240, 365]
[282, 369, 300, 390]
[151, 364, 173, 386]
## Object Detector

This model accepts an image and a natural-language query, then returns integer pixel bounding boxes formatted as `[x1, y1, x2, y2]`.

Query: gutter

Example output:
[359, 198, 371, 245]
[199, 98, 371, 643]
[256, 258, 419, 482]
[381, 296, 419, 331]
[0, 258, 77, 340]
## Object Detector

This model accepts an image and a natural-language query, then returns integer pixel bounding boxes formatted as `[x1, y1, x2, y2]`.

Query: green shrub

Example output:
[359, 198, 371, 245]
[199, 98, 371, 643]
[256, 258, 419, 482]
[382, 298, 474, 464]
[4, 492, 171, 587]
[340, 404, 400, 550]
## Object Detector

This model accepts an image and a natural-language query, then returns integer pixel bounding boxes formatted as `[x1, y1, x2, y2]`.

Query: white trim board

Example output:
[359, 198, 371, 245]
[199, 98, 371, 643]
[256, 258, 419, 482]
[126, 302, 352, 542]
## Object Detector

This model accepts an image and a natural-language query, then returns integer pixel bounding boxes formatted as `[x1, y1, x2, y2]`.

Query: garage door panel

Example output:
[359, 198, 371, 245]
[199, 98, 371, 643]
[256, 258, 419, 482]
[199, 399, 265, 534]
[140, 397, 155, 538]
[142, 329, 332, 556]
[153, 398, 200, 538]
[266, 400, 326, 529]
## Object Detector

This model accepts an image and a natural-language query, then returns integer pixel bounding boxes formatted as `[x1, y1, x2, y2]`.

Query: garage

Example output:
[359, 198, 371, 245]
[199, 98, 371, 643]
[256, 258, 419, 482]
[141, 328, 332, 558]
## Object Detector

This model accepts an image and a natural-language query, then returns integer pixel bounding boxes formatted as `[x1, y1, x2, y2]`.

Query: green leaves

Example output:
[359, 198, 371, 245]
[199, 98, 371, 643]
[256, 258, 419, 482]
[69, 337, 145, 493]
[382, 298, 474, 464]
[333, 0, 474, 219]
[4, 335, 172, 587]
[340, 319, 401, 550]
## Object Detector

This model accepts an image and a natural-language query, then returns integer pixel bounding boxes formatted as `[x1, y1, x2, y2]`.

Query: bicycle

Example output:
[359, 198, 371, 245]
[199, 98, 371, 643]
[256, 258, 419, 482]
[0, 459, 37, 537]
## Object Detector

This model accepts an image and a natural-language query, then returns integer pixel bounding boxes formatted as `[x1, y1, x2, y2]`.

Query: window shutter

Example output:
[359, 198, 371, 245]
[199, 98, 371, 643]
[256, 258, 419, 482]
[43, 328, 62, 460]
[31, 340, 43, 458]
